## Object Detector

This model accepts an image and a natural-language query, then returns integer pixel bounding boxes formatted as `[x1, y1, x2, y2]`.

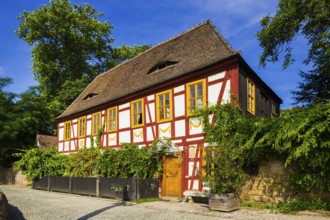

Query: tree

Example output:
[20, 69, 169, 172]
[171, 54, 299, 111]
[13, 87, 56, 143]
[0, 77, 17, 167]
[0, 80, 58, 167]
[16, 0, 114, 100]
[110, 44, 151, 67]
[16, 0, 150, 115]
[256, 0, 330, 104]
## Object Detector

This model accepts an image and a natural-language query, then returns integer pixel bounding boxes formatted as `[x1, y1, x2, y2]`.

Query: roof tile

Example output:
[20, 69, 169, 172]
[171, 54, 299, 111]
[57, 20, 239, 119]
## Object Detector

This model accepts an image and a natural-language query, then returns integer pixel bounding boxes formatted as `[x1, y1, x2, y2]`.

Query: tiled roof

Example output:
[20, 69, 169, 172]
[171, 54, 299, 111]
[36, 134, 57, 150]
[57, 20, 239, 120]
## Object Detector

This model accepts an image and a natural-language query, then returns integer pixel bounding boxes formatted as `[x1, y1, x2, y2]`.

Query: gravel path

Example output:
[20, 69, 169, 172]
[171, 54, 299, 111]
[1, 185, 329, 220]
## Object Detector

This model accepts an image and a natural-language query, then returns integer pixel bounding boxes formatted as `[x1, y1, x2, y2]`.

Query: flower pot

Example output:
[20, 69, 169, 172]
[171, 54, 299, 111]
[208, 192, 240, 212]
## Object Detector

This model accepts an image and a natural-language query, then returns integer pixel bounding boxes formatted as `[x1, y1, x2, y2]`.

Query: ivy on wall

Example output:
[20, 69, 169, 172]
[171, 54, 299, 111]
[199, 102, 330, 193]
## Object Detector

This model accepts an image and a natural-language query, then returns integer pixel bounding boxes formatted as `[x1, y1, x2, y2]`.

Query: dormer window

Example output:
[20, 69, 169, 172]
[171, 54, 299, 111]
[83, 93, 98, 101]
[148, 61, 179, 74]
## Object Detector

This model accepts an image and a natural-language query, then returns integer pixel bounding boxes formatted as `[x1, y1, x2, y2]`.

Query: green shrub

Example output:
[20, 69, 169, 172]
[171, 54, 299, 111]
[64, 147, 101, 177]
[16, 147, 67, 179]
[276, 199, 330, 213]
[200, 102, 330, 193]
[97, 143, 158, 178]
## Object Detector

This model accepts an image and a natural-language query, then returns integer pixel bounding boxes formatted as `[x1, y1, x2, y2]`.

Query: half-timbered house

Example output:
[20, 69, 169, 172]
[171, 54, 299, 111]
[56, 20, 282, 197]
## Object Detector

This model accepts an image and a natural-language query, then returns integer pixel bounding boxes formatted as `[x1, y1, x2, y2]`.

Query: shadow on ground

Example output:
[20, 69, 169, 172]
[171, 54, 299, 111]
[7, 203, 25, 220]
[77, 201, 132, 220]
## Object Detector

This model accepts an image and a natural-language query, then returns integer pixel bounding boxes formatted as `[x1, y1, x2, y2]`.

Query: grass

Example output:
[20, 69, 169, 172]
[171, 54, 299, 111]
[275, 199, 330, 213]
[136, 197, 161, 204]
[241, 199, 330, 214]
[240, 200, 275, 210]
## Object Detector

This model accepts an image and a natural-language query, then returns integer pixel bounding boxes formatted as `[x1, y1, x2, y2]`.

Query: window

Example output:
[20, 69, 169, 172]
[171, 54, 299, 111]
[78, 117, 86, 138]
[131, 99, 144, 128]
[83, 93, 98, 101]
[148, 61, 179, 74]
[247, 78, 255, 115]
[92, 112, 102, 136]
[186, 79, 206, 116]
[156, 90, 172, 122]
[64, 121, 71, 140]
[107, 107, 117, 132]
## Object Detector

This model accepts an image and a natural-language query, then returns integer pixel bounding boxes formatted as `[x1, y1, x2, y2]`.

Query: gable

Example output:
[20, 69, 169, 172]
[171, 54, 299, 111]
[57, 20, 239, 120]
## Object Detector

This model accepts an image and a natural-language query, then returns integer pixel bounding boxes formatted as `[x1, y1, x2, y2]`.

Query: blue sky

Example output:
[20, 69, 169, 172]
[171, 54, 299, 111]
[0, 0, 310, 109]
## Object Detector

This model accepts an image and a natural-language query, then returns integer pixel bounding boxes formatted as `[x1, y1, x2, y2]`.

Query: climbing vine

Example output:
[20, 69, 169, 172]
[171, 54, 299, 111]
[199, 104, 247, 193]
[199, 102, 330, 193]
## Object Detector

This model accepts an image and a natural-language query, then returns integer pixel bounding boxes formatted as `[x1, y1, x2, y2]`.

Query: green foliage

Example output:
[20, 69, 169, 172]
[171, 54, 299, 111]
[244, 103, 330, 192]
[95, 124, 105, 150]
[0, 77, 17, 167]
[97, 147, 118, 177]
[199, 102, 330, 194]
[275, 198, 330, 213]
[240, 200, 274, 209]
[97, 143, 158, 178]
[240, 198, 330, 213]
[16, 0, 151, 111]
[136, 198, 161, 204]
[0, 79, 56, 167]
[241, 117, 280, 165]
[16, 147, 67, 180]
[16, 0, 114, 100]
[16, 143, 159, 179]
[199, 104, 246, 194]
[65, 147, 101, 177]
[111, 44, 151, 67]
[271, 103, 330, 192]
[14, 87, 56, 142]
[15, 0, 151, 134]
[240, 103, 330, 191]
[55, 78, 89, 110]
[256, 0, 330, 104]
[4, 1, 150, 168]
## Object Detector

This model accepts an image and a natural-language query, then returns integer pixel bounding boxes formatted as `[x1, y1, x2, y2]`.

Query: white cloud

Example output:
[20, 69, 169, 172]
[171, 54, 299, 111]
[184, 0, 277, 38]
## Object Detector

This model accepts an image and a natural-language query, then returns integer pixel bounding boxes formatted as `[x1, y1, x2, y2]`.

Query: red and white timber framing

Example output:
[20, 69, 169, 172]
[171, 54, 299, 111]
[57, 60, 239, 196]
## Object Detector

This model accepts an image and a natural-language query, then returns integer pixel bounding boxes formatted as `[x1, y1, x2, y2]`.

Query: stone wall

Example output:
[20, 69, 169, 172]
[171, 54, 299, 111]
[240, 160, 291, 204]
[240, 159, 330, 204]
[0, 167, 30, 186]
[0, 168, 14, 185]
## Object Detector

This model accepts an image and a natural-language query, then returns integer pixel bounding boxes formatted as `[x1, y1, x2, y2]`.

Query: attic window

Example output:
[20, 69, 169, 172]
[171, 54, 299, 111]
[148, 61, 179, 74]
[83, 93, 98, 101]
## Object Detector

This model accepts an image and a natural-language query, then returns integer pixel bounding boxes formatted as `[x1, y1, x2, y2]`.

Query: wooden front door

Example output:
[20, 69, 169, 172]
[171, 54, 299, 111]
[162, 155, 182, 197]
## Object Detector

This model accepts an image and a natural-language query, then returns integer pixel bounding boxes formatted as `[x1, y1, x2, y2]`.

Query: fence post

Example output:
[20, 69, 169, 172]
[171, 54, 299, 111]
[96, 176, 100, 197]
[47, 175, 51, 191]
[132, 174, 139, 201]
[69, 176, 72, 193]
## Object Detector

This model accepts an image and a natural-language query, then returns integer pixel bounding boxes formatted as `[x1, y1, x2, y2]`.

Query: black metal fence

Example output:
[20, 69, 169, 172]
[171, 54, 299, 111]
[33, 175, 159, 201]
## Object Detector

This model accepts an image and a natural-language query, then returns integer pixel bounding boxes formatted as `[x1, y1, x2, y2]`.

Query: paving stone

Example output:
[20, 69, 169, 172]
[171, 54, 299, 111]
[1, 185, 329, 220]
